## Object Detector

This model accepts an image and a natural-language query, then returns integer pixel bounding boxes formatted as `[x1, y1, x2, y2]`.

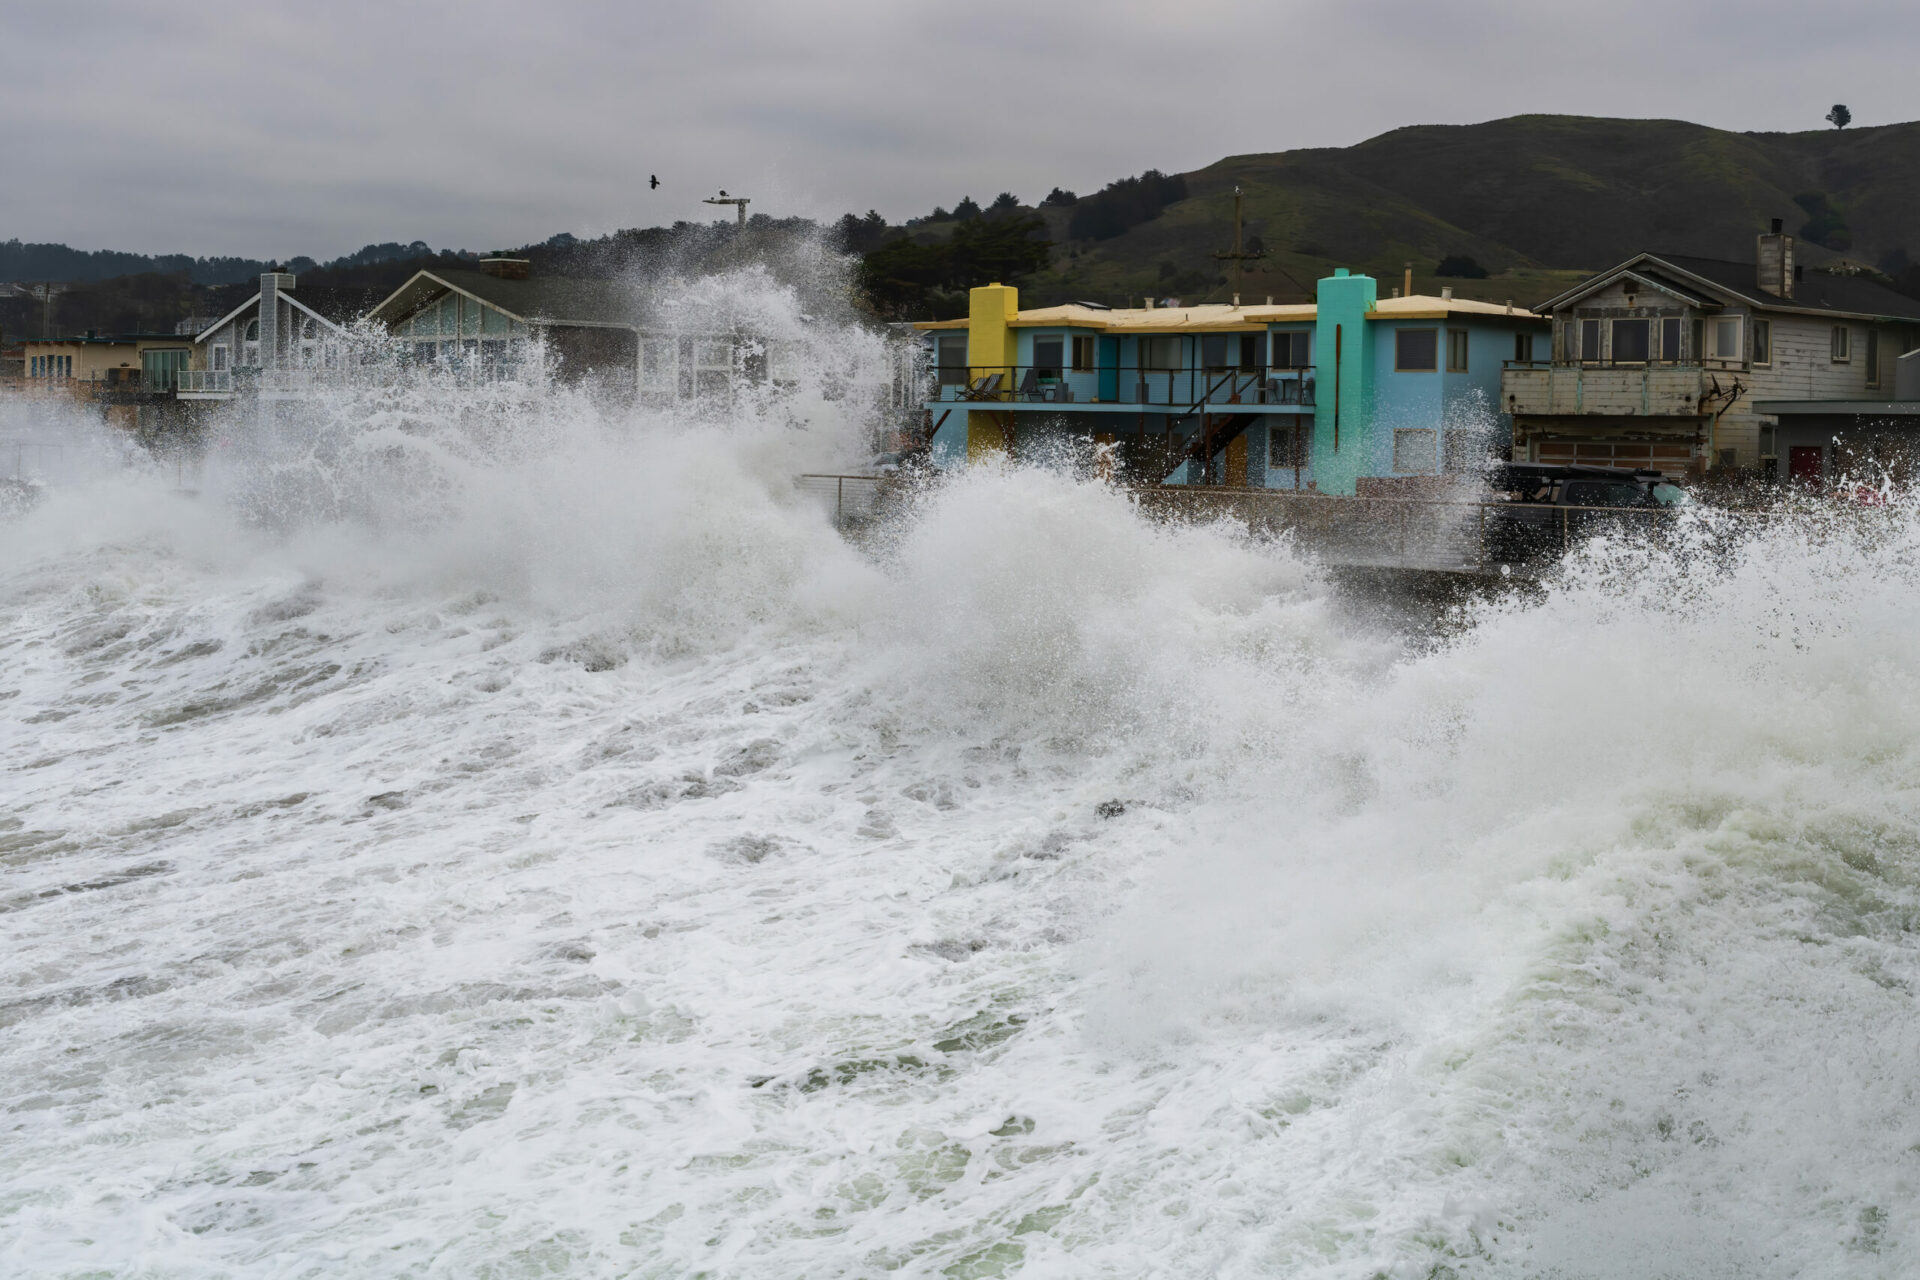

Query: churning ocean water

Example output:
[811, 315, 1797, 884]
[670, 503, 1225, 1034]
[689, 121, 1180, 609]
[4, 277, 1920, 1279]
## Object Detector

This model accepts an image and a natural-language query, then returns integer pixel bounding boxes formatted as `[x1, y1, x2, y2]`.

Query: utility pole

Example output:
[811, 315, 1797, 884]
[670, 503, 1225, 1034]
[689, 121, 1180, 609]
[25, 282, 64, 339]
[1211, 186, 1267, 299]
[703, 190, 751, 225]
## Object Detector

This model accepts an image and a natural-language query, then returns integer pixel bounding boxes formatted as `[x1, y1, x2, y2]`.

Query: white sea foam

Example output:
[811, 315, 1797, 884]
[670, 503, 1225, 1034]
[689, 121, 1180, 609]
[4, 277, 1919, 1278]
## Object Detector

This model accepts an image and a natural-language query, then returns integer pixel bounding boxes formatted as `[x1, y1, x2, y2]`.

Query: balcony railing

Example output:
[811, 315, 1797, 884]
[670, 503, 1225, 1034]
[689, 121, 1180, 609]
[930, 365, 1316, 409]
[177, 369, 234, 394]
[1501, 361, 1718, 417]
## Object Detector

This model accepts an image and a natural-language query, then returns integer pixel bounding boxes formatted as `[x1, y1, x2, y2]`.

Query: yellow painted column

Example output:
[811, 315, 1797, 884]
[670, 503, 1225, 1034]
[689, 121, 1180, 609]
[965, 283, 1019, 461]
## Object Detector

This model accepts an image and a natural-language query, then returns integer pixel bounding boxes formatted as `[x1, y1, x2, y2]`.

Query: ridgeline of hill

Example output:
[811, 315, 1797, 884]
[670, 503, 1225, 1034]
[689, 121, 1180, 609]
[998, 114, 1920, 314]
[8, 114, 1920, 337]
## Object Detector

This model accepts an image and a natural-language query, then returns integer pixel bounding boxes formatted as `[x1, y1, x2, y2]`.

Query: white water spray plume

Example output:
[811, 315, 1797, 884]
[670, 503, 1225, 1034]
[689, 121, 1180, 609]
[4, 260, 1920, 1280]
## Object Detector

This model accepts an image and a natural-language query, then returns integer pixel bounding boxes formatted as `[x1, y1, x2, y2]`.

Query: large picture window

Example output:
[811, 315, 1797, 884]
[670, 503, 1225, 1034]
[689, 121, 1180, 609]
[1395, 328, 1438, 372]
[1031, 337, 1063, 380]
[934, 335, 967, 386]
[1140, 336, 1183, 370]
[1271, 330, 1309, 368]
[1709, 317, 1742, 362]
[1610, 319, 1649, 363]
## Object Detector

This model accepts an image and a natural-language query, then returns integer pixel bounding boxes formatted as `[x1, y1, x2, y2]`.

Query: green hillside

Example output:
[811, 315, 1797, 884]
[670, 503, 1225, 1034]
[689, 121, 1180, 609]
[1006, 114, 1920, 311]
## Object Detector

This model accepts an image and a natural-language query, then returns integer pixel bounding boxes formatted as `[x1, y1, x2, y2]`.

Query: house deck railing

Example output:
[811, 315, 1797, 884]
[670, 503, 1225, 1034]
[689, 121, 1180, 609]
[929, 364, 1316, 409]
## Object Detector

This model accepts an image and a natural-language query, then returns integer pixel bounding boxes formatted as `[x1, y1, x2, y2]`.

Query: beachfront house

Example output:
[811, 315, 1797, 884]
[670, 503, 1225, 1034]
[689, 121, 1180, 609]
[179, 272, 358, 402]
[1502, 221, 1920, 480]
[915, 274, 1546, 494]
[366, 258, 801, 404]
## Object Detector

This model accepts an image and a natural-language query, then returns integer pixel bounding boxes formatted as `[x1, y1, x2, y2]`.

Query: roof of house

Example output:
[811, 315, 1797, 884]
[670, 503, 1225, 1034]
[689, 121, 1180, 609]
[1541, 252, 1920, 322]
[193, 288, 358, 344]
[368, 268, 641, 329]
[914, 293, 1539, 333]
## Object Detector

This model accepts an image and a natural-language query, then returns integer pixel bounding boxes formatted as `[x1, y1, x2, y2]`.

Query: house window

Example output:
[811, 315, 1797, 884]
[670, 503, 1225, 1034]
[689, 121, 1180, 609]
[1513, 333, 1533, 364]
[1269, 422, 1308, 469]
[211, 345, 229, 371]
[1661, 316, 1682, 360]
[1395, 328, 1438, 372]
[1392, 428, 1439, 473]
[1580, 318, 1602, 361]
[1032, 337, 1064, 379]
[1831, 325, 1851, 363]
[934, 335, 967, 386]
[1709, 317, 1742, 362]
[1271, 330, 1309, 368]
[1140, 336, 1183, 370]
[1201, 335, 1228, 371]
[1866, 331, 1880, 386]
[1752, 318, 1771, 365]
[1071, 335, 1095, 372]
[1611, 319, 1650, 363]
[1237, 333, 1263, 370]
[1446, 329, 1469, 372]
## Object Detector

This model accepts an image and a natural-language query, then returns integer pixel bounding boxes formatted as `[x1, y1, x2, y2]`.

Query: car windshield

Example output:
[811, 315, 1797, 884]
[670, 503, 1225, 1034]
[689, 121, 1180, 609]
[1650, 482, 1691, 507]
[1564, 481, 1644, 508]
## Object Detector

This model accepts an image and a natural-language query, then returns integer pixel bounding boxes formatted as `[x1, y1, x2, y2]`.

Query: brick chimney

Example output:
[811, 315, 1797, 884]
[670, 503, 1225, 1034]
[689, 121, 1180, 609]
[1757, 219, 1794, 299]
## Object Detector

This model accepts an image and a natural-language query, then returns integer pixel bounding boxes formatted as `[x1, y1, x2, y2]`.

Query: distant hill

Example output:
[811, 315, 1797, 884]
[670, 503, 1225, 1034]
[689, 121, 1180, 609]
[1015, 114, 1920, 310]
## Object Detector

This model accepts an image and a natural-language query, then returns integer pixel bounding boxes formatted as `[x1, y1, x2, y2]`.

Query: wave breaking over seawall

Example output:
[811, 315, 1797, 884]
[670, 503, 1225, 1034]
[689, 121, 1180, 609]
[5, 271, 1920, 1279]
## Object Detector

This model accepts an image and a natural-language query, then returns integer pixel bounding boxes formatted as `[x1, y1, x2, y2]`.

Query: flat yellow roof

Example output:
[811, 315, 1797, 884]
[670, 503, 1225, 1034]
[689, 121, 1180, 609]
[916, 294, 1538, 332]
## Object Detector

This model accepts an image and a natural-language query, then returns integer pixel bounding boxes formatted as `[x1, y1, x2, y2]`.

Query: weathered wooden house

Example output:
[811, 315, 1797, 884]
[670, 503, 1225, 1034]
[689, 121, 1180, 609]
[1503, 222, 1920, 478]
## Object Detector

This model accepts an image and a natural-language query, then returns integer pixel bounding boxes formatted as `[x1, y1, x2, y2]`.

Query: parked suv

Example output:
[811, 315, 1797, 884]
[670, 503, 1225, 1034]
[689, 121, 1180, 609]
[1484, 464, 1690, 563]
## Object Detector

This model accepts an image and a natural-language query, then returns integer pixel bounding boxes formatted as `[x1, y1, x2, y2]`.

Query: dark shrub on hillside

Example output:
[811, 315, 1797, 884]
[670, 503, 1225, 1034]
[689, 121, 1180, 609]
[1041, 187, 1078, 207]
[1436, 254, 1489, 278]
[1067, 170, 1189, 242]
[1794, 191, 1852, 251]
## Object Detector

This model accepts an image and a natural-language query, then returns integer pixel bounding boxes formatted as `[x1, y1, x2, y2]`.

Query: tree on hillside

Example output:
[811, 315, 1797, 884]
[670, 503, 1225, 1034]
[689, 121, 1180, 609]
[1041, 187, 1077, 207]
[858, 214, 1050, 318]
[990, 192, 1021, 213]
[1827, 104, 1851, 129]
[953, 196, 982, 221]
[1067, 169, 1189, 242]
[1436, 254, 1489, 279]
[834, 210, 889, 254]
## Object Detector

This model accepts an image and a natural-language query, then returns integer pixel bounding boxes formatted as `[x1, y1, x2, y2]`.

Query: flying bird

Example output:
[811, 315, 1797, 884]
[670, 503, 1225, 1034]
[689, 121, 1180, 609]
[649, 174, 659, 189]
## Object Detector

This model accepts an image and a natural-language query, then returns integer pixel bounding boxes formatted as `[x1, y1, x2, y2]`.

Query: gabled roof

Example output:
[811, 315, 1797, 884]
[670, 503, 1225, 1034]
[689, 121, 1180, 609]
[1539, 252, 1920, 323]
[194, 290, 355, 345]
[367, 268, 640, 330]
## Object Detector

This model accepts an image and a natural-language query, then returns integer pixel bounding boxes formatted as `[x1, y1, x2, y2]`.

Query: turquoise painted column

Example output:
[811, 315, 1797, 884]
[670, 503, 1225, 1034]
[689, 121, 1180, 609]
[1312, 269, 1378, 496]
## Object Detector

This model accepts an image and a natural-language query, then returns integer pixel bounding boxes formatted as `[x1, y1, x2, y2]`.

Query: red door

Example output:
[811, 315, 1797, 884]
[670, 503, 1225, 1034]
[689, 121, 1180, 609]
[1789, 446, 1823, 488]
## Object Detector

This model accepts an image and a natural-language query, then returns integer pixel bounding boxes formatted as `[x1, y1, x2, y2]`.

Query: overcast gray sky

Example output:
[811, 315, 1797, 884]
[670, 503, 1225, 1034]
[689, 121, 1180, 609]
[5, 0, 1917, 260]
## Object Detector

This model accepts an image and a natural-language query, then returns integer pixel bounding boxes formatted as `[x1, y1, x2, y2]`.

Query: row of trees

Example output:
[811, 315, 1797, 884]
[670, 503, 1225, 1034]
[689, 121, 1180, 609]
[1066, 170, 1189, 242]
[0, 238, 451, 287]
[857, 215, 1052, 318]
